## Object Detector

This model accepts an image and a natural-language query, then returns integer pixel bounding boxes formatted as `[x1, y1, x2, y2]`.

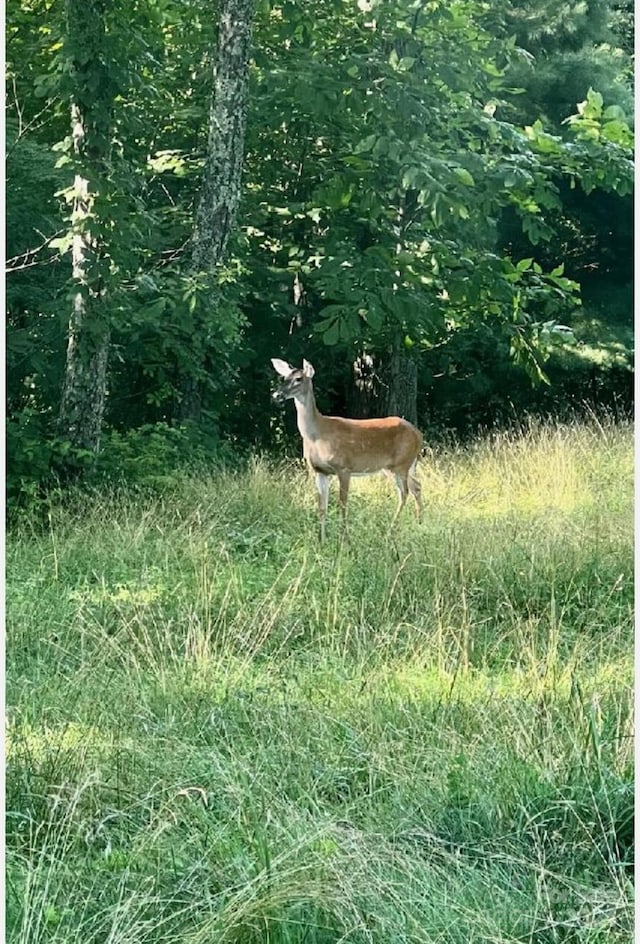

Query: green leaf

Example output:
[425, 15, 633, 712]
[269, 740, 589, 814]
[601, 120, 633, 147]
[454, 167, 475, 187]
[364, 306, 384, 330]
[576, 88, 604, 122]
[516, 257, 533, 272]
[354, 134, 378, 154]
[603, 105, 626, 121]
[321, 320, 340, 345]
[481, 60, 505, 78]
[586, 88, 604, 116]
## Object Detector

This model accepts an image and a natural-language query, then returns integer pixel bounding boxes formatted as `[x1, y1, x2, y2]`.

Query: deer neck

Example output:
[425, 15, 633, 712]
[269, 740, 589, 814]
[293, 385, 322, 441]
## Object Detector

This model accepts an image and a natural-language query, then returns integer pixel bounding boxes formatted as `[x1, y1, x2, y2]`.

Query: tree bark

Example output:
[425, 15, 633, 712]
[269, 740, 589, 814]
[348, 352, 378, 418]
[380, 347, 418, 426]
[191, 0, 255, 272]
[348, 348, 418, 425]
[176, 0, 255, 422]
[57, 0, 113, 456]
[383, 193, 420, 427]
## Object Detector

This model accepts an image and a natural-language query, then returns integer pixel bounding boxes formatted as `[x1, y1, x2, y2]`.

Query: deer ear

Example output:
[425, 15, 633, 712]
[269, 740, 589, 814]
[271, 358, 293, 378]
[302, 359, 315, 378]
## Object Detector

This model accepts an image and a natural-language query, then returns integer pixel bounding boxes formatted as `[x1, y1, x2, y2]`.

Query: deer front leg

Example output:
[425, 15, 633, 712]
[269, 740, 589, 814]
[315, 472, 330, 543]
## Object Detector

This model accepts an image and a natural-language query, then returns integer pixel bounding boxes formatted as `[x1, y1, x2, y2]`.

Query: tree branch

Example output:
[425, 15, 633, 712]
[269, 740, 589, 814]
[5, 230, 64, 273]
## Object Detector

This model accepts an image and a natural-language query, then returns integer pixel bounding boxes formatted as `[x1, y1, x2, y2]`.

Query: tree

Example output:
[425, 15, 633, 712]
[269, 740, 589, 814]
[56, 0, 119, 459]
[4, 0, 634, 505]
[239, 0, 632, 425]
[175, 0, 256, 422]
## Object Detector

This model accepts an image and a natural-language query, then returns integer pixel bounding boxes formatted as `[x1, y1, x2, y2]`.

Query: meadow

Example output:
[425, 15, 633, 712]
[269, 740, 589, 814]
[5, 416, 634, 943]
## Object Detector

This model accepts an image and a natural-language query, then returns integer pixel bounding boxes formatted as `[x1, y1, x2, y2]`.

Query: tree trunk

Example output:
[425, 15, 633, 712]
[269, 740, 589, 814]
[57, 0, 113, 456]
[348, 347, 418, 425]
[381, 346, 418, 426]
[191, 0, 255, 272]
[176, 0, 255, 422]
[382, 193, 420, 427]
[348, 352, 379, 418]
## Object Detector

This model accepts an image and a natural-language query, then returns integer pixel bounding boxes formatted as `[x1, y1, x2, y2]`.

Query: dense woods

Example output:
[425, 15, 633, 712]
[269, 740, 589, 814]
[6, 0, 633, 506]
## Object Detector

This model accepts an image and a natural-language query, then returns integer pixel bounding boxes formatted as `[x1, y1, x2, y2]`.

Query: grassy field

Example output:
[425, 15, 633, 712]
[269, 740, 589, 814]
[5, 417, 634, 943]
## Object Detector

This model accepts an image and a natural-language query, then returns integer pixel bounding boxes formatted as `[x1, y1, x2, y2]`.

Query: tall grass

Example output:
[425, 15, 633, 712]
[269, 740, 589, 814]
[6, 417, 633, 943]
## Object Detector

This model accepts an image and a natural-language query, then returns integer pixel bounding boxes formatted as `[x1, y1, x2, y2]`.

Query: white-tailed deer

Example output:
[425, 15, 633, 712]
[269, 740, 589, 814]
[271, 358, 422, 541]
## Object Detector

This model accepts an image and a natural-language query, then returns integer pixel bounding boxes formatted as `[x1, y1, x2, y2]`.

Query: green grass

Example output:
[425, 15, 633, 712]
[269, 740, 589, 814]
[6, 417, 634, 943]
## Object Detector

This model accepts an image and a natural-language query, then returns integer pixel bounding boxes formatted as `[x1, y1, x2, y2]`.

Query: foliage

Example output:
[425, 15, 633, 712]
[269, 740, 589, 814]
[4, 0, 634, 497]
[6, 420, 235, 521]
[242, 0, 631, 377]
[87, 422, 231, 488]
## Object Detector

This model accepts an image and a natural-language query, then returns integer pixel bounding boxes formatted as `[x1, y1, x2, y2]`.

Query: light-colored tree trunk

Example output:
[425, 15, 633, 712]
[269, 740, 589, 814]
[57, 0, 112, 455]
[176, 0, 255, 422]
[191, 0, 255, 272]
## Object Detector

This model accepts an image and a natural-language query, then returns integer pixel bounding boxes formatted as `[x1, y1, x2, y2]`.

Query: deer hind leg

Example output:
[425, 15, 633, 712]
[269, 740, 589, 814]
[408, 461, 422, 521]
[315, 472, 330, 543]
[337, 472, 351, 542]
[391, 472, 409, 526]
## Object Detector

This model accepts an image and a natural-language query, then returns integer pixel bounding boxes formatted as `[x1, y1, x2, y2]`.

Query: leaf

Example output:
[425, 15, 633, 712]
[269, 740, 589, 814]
[50, 233, 74, 253]
[577, 88, 604, 121]
[354, 134, 377, 154]
[321, 321, 340, 345]
[603, 105, 626, 121]
[142, 298, 168, 320]
[586, 87, 604, 115]
[454, 167, 475, 187]
[481, 60, 505, 78]
[364, 306, 384, 330]
[516, 257, 533, 272]
[601, 120, 634, 147]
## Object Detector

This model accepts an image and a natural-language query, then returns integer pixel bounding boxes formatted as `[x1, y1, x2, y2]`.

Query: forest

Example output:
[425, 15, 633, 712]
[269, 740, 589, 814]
[5, 2, 634, 943]
[6, 0, 634, 503]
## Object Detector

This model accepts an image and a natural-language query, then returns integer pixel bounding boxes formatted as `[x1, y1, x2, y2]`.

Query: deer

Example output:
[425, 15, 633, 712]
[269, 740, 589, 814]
[271, 358, 422, 542]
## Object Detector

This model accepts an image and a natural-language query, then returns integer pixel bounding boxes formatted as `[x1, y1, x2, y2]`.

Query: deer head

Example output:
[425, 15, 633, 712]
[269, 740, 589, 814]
[271, 358, 315, 404]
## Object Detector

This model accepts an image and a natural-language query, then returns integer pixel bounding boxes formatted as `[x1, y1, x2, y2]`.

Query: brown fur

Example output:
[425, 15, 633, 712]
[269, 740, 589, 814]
[272, 358, 422, 541]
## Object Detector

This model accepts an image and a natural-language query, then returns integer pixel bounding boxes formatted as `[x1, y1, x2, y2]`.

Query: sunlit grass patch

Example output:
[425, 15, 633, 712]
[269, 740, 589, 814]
[419, 418, 632, 521]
